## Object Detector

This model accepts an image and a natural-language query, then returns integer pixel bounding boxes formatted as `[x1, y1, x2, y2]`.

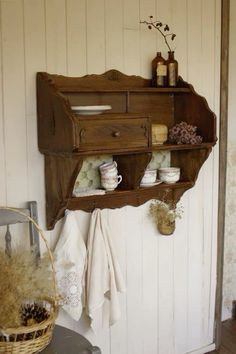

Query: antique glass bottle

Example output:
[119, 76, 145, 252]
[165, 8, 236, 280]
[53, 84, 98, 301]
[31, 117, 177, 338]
[167, 51, 178, 87]
[151, 52, 167, 87]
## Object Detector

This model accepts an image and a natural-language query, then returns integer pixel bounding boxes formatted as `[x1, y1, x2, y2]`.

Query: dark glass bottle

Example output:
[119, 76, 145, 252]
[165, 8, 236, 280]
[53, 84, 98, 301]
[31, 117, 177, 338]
[167, 51, 178, 87]
[151, 52, 167, 87]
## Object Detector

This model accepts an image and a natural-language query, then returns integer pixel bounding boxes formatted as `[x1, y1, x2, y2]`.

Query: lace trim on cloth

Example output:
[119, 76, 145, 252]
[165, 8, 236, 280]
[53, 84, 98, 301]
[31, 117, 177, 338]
[59, 271, 83, 307]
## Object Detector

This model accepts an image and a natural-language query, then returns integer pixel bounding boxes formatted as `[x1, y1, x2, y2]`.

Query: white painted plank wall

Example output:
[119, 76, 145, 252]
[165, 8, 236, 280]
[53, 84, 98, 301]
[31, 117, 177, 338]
[23, 0, 47, 226]
[0, 0, 221, 353]
[1, 0, 28, 206]
[222, 0, 236, 321]
[0, 3, 6, 206]
[67, 0, 87, 76]
[186, 1, 207, 349]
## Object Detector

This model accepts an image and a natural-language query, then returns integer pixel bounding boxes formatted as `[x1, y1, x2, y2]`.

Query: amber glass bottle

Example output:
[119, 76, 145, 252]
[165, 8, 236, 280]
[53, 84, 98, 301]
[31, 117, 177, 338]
[151, 52, 167, 87]
[166, 51, 178, 87]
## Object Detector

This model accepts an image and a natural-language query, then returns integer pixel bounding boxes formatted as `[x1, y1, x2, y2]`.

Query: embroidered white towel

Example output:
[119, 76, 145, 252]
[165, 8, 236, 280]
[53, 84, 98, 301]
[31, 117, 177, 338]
[86, 209, 126, 331]
[54, 210, 87, 321]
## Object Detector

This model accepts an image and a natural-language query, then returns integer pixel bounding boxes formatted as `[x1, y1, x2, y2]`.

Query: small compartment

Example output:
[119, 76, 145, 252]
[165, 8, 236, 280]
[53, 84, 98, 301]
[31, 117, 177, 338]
[73, 155, 113, 196]
[129, 92, 174, 126]
[147, 151, 170, 170]
[65, 91, 127, 113]
[73, 152, 171, 196]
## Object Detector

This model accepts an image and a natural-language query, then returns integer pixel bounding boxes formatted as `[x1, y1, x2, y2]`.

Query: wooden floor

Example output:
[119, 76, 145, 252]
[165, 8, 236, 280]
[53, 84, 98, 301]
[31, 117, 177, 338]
[208, 319, 236, 354]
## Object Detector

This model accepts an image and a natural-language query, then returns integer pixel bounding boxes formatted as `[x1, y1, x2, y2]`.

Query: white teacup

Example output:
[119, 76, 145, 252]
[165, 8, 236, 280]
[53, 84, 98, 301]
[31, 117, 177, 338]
[101, 175, 122, 191]
[99, 161, 117, 173]
[141, 169, 157, 185]
[101, 169, 118, 178]
[158, 167, 180, 184]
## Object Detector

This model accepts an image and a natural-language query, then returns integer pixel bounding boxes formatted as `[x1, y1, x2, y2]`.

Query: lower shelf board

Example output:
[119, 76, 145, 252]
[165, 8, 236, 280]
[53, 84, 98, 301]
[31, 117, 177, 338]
[67, 181, 194, 212]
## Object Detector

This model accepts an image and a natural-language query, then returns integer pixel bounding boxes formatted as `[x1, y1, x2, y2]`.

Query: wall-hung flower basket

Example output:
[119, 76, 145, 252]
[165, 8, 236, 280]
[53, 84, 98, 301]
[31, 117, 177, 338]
[149, 200, 183, 236]
[158, 219, 175, 236]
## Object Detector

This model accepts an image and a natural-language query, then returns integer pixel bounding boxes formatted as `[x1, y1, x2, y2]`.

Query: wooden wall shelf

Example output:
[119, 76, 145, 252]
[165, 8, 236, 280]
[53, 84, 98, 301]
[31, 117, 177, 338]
[37, 69, 217, 230]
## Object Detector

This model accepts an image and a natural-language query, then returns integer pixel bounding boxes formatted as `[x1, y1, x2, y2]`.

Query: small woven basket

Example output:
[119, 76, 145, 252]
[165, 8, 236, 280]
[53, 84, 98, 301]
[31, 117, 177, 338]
[0, 207, 59, 354]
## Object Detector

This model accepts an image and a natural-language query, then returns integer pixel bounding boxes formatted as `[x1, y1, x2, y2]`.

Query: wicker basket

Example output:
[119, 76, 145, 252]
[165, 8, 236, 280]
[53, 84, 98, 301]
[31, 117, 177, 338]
[0, 207, 60, 354]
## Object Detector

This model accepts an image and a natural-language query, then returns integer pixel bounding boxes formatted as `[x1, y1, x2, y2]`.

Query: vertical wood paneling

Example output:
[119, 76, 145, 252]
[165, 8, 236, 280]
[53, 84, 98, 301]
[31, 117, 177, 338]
[0, 0, 221, 353]
[123, 0, 139, 29]
[155, 5, 177, 346]
[139, 0, 156, 78]
[140, 202, 158, 354]
[201, 0, 218, 345]
[186, 1, 206, 351]
[158, 235, 175, 354]
[0, 3, 6, 205]
[139, 27, 156, 79]
[23, 0, 47, 226]
[45, 0, 67, 74]
[202, 158, 216, 344]
[23, 0, 46, 116]
[1, 0, 28, 205]
[123, 0, 140, 75]
[109, 207, 128, 354]
[173, 195, 189, 354]
[123, 29, 141, 75]
[187, 179, 205, 351]
[96, 211, 110, 354]
[187, 0, 202, 90]
[210, 0, 220, 337]
[214, 0, 221, 139]
[170, 3, 189, 351]
[171, 0, 188, 79]
[66, 0, 87, 76]
[125, 206, 143, 354]
[86, 0, 106, 74]
[105, 0, 124, 72]
[201, 0, 215, 108]
[140, 0, 156, 20]
[156, 0, 173, 57]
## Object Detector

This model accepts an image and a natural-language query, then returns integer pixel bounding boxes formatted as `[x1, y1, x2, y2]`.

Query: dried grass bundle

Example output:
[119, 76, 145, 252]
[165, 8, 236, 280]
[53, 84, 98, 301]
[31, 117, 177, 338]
[149, 200, 184, 235]
[149, 200, 183, 224]
[0, 249, 54, 329]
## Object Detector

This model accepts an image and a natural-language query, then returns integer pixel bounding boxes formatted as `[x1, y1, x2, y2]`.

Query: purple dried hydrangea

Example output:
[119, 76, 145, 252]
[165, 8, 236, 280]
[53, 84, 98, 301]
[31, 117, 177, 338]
[168, 121, 203, 145]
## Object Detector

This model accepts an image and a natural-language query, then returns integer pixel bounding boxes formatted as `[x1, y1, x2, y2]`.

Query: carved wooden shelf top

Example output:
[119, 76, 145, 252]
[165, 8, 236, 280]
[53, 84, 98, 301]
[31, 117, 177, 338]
[59, 87, 191, 93]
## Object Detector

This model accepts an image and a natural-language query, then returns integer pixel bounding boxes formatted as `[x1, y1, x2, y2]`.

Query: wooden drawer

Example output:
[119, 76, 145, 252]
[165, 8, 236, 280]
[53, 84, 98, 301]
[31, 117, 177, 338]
[75, 115, 151, 152]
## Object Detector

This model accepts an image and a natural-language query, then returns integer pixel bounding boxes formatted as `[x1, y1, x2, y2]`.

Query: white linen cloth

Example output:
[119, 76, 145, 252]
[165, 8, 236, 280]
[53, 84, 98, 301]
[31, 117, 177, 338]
[86, 209, 126, 331]
[54, 210, 87, 321]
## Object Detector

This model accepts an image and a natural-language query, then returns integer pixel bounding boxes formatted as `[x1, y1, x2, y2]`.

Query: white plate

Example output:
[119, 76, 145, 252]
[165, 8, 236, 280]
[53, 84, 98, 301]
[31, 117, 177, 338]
[140, 180, 162, 187]
[71, 105, 112, 115]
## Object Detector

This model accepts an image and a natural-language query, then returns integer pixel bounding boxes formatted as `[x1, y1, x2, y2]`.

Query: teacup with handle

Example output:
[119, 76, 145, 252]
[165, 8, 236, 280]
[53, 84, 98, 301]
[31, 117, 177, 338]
[101, 175, 122, 191]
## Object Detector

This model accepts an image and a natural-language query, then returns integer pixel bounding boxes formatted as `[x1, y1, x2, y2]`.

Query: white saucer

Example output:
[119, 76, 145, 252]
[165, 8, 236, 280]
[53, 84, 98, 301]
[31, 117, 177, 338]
[140, 180, 162, 187]
[71, 105, 112, 115]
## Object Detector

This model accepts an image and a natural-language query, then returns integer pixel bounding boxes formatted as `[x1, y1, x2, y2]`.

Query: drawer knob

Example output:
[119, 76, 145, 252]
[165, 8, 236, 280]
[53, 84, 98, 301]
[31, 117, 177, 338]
[112, 131, 120, 137]
[80, 128, 86, 141]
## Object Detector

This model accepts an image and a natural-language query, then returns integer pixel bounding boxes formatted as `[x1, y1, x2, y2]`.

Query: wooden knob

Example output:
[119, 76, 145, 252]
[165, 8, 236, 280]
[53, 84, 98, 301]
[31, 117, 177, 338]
[80, 129, 86, 140]
[112, 131, 120, 137]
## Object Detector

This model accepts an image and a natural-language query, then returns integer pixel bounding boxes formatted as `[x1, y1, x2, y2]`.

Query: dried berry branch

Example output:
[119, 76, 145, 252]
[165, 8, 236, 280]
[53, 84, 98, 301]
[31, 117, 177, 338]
[140, 16, 176, 52]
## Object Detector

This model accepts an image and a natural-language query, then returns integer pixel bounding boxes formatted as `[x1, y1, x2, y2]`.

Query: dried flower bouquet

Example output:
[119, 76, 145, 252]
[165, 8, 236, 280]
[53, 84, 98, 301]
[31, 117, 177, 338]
[149, 200, 183, 235]
[0, 249, 54, 329]
[0, 206, 59, 354]
[169, 121, 203, 145]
